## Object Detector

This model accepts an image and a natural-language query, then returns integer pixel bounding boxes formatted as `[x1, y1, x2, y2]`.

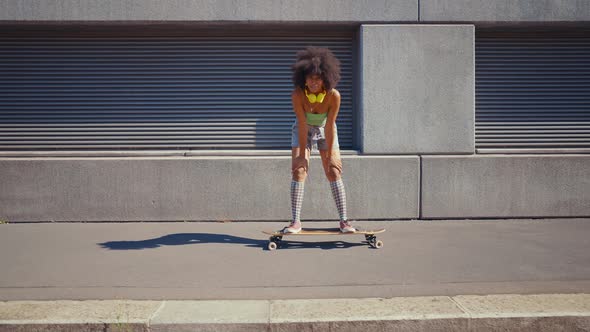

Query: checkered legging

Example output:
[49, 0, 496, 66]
[330, 179, 347, 221]
[291, 180, 305, 222]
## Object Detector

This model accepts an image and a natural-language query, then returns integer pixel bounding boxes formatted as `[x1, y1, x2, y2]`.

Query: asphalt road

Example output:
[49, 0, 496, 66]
[1, 218, 590, 300]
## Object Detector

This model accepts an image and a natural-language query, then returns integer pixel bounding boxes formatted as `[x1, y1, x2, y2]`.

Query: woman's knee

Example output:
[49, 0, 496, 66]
[325, 166, 341, 181]
[292, 166, 307, 181]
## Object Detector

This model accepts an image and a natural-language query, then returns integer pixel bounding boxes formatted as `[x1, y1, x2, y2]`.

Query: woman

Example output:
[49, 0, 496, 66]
[284, 46, 355, 234]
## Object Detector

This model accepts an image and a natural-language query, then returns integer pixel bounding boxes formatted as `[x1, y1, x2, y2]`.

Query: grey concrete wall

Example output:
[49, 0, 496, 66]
[359, 24, 474, 154]
[422, 155, 590, 219]
[421, 0, 590, 22]
[3, 155, 590, 222]
[1, 0, 588, 223]
[0, 0, 417, 21]
[0, 156, 419, 222]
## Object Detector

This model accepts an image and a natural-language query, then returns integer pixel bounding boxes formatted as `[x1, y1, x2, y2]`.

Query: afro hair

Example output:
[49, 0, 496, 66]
[291, 46, 341, 91]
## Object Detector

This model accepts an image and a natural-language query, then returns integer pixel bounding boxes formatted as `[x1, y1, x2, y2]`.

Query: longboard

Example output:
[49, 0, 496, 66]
[263, 227, 385, 250]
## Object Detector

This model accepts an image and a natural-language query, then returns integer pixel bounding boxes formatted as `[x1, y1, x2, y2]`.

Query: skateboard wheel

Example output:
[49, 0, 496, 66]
[375, 240, 384, 249]
[268, 242, 278, 251]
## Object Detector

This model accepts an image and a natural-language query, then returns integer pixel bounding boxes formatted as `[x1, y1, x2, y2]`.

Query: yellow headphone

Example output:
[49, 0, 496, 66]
[305, 87, 326, 103]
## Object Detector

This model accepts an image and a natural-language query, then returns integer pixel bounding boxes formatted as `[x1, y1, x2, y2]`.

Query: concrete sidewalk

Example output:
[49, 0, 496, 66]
[1, 218, 590, 330]
[1, 294, 590, 331]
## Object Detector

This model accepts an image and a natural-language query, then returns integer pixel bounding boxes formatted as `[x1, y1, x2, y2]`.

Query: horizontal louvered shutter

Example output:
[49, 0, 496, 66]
[475, 29, 590, 153]
[0, 34, 353, 151]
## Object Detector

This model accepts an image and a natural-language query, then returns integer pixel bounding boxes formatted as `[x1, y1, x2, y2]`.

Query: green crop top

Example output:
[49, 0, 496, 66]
[305, 112, 328, 126]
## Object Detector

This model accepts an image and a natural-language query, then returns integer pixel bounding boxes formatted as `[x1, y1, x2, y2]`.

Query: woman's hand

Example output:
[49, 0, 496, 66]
[292, 155, 309, 172]
[327, 153, 342, 173]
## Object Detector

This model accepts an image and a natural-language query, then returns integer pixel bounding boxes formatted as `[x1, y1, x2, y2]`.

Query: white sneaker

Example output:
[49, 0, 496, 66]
[283, 220, 302, 234]
[339, 220, 356, 233]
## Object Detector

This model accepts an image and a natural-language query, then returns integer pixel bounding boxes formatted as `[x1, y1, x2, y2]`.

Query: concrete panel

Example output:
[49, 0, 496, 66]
[360, 25, 474, 154]
[0, 0, 417, 21]
[421, 0, 590, 22]
[422, 155, 590, 218]
[0, 155, 419, 222]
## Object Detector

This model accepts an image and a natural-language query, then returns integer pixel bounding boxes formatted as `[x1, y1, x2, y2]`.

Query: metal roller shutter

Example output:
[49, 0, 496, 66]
[0, 34, 353, 151]
[476, 28, 590, 153]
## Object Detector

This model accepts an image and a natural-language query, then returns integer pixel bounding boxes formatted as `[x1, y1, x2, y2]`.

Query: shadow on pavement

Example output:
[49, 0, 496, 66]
[98, 233, 372, 251]
[98, 233, 264, 250]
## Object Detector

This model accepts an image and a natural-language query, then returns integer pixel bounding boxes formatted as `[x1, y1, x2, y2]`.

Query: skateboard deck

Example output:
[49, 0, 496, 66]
[263, 227, 385, 250]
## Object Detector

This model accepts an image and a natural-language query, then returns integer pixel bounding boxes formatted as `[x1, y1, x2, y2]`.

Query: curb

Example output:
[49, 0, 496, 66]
[1, 294, 590, 332]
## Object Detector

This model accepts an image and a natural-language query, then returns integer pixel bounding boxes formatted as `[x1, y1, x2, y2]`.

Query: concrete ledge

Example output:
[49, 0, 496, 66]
[422, 155, 590, 218]
[0, 0, 417, 22]
[1, 294, 589, 332]
[0, 156, 419, 222]
[421, 0, 590, 22]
